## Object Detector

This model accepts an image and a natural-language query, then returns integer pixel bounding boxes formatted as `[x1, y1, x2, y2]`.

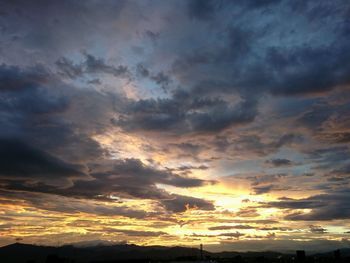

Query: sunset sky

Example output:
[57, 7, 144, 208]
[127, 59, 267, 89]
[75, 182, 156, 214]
[1, 0, 350, 252]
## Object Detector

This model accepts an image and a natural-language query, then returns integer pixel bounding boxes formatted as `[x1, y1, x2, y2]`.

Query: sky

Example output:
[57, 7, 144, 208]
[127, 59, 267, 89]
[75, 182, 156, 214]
[0, 0, 350, 253]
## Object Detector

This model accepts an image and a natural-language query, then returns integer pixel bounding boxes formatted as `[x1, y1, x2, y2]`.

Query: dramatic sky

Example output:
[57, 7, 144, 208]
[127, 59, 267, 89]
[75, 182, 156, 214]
[1, 0, 350, 252]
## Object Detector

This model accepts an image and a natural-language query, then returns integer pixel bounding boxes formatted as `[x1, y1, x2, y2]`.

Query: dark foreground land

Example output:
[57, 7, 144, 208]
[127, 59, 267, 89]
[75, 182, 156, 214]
[0, 243, 349, 263]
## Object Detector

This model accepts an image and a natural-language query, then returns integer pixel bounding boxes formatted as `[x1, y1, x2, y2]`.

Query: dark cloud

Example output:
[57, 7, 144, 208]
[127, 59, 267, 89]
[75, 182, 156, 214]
[0, 190, 148, 218]
[261, 197, 323, 209]
[169, 143, 204, 156]
[145, 30, 160, 43]
[208, 225, 237, 231]
[114, 0, 349, 137]
[246, 173, 289, 194]
[116, 93, 258, 134]
[160, 194, 215, 213]
[189, 98, 257, 132]
[233, 134, 301, 156]
[305, 146, 350, 173]
[0, 62, 218, 216]
[258, 226, 290, 231]
[296, 105, 333, 131]
[2, 157, 215, 213]
[187, 0, 281, 21]
[150, 72, 171, 90]
[252, 184, 276, 195]
[265, 158, 293, 167]
[105, 158, 213, 189]
[136, 64, 150, 78]
[187, 0, 217, 20]
[135, 64, 172, 90]
[309, 225, 327, 234]
[245, 0, 282, 8]
[83, 53, 129, 78]
[228, 219, 279, 225]
[189, 231, 245, 239]
[56, 53, 130, 79]
[0, 64, 49, 91]
[88, 78, 101, 85]
[322, 132, 350, 143]
[55, 57, 83, 79]
[0, 63, 108, 163]
[219, 232, 245, 238]
[262, 189, 350, 220]
[173, 164, 209, 172]
[172, 0, 350, 108]
[236, 208, 260, 218]
[331, 163, 350, 176]
[0, 138, 85, 184]
[267, 45, 350, 96]
[0, 0, 126, 55]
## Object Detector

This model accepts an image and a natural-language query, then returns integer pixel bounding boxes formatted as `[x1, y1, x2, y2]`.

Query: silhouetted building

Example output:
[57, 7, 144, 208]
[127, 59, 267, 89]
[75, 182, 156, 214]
[296, 250, 306, 262]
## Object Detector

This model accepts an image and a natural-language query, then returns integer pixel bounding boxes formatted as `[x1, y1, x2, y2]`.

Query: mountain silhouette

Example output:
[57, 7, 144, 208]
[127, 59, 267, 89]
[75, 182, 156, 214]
[1, 242, 350, 263]
[0, 242, 206, 263]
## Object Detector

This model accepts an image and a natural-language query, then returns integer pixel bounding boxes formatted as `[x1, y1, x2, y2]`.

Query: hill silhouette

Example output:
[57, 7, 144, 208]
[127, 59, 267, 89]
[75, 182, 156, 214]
[0, 243, 206, 263]
[1, 242, 350, 263]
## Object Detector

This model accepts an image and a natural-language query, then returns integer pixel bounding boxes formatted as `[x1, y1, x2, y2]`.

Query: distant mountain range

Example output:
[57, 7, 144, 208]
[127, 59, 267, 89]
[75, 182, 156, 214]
[0, 242, 349, 263]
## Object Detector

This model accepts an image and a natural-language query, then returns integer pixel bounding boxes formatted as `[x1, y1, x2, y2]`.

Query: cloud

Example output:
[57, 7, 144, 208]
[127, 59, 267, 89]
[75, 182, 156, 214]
[265, 158, 293, 167]
[104, 158, 214, 189]
[245, 173, 290, 194]
[161, 194, 215, 213]
[309, 225, 327, 234]
[209, 225, 254, 231]
[0, 138, 86, 186]
[267, 45, 350, 96]
[262, 189, 350, 220]
[150, 72, 171, 90]
[0, 64, 49, 91]
[233, 134, 301, 156]
[102, 228, 168, 237]
[0, 0, 126, 56]
[2, 157, 215, 213]
[0, 62, 218, 217]
[252, 185, 276, 195]
[116, 93, 258, 134]
[331, 163, 350, 176]
[219, 231, 245, 239]
[55, 57, 83, 79]
[0, 63, 110, 164]
[187, 0, 217, 20]
[83, 53, 129, 78]
[304, 146, 350, 173]
[236, 208, 260, 218]
[0, 189, 148, 218]
[56, 53, 130, 79]
[322, 132, 350, 143]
